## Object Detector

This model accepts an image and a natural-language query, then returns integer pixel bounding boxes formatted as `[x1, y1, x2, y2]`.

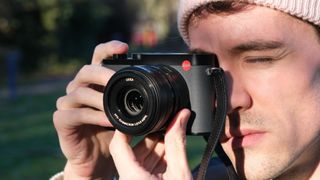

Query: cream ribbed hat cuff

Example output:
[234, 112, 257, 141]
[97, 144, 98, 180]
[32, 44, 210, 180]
[178, 0, 320, 45]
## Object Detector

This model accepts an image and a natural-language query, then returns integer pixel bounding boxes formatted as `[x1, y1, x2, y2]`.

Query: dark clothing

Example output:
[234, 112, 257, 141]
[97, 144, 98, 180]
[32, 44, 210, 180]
[193, 158, 239, 180]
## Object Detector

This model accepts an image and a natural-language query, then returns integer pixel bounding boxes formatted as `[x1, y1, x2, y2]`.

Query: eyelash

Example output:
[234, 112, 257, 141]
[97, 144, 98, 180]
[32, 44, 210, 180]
[245, 57, 274, 63]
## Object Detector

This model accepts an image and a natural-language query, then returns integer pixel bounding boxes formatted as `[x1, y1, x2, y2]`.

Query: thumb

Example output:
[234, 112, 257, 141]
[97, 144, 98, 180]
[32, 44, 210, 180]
[164, 108, 192, 179]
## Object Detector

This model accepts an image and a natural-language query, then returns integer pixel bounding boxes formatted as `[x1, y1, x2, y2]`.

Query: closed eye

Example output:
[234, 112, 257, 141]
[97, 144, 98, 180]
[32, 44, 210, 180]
[245, 57, 275, 63]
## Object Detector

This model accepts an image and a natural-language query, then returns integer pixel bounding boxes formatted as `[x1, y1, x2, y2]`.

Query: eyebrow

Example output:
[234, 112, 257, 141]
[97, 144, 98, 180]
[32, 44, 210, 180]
[190, 40, 285, 55]
[229, 40, 285, 53]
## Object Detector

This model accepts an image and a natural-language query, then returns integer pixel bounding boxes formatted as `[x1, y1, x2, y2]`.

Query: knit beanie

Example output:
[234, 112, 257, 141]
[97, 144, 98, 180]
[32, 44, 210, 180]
[178, 0, 320, 44]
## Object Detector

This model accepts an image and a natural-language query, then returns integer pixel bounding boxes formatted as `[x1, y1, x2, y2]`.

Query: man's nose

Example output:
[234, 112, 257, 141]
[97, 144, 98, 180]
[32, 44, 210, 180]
[223, 69, 252, 114]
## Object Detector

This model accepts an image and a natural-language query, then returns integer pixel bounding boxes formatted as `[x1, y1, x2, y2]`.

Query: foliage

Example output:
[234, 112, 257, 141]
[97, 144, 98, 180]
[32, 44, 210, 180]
[0, 0, 139, 73]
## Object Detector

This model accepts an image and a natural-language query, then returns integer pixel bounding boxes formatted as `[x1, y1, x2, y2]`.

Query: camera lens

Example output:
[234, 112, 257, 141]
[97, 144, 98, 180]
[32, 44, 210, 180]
[103, 65, 190, 135]
[124, 89, 144, 116]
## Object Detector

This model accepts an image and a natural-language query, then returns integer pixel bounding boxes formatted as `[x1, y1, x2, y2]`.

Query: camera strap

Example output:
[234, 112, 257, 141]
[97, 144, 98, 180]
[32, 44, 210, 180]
[196, 67, 228, 180]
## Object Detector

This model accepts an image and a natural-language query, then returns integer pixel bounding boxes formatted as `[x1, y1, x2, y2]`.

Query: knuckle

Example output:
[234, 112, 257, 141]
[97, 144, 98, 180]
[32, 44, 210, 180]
[77, 86, 88, 95]
[72, 87, 83, 100]
[93, 43, 105, 54]
[66, 80, 74, 94]
[56, 96, 65, 110]
[93, 43, 112, 61]
[79, 65, 91, 75]
[52, 110, 63, 129]
[78, 65, 93, 81]
[77, 108, 89, 120]
[70, 87, 86, 104]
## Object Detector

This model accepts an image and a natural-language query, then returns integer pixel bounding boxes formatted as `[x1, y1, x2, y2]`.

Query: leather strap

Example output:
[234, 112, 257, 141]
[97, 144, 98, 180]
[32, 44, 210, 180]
[196, 67, 228, 180]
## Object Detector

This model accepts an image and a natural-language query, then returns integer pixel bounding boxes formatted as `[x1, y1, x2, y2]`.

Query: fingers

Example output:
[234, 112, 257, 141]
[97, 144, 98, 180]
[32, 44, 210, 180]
[55, 40, 124, 130]
[66, 40, 129, 97]
[109, 131, 141, 177]
[91, 40, 129, 65]
[142, 141, 166, 173]
[54, 65, 112, 136]
[164, 108, 192, 179]
[66, 65, 115, 94]
[133, 134, 166, 173]
[53, 108, 112, 130]
[133, 134, 162, 162]
[110, 131, 164, 179]
[57, 86, 104, 111]
[53, 40, 129, 179]
[109, 109, 192, 179]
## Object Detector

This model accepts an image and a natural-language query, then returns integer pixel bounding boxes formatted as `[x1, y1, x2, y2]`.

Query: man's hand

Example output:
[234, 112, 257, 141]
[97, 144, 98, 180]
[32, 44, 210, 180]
[109, 109, 193, 180]
[53, 40, 128, 179]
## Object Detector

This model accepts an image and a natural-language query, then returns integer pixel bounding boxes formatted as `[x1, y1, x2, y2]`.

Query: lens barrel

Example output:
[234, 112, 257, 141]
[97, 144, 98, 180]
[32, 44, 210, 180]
[103, 65, 190, 135]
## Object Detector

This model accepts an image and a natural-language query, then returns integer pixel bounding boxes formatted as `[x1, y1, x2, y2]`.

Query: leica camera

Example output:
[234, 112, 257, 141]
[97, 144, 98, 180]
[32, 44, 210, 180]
[102, 53, 222, 136]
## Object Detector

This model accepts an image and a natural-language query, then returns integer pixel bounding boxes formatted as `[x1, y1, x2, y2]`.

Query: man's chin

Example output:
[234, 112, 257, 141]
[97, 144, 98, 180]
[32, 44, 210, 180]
[231, 149, 287, 180]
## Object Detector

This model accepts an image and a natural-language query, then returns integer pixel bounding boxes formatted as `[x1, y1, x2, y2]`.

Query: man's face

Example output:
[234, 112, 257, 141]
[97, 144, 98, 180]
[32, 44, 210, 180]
[189, 5, 320, 179]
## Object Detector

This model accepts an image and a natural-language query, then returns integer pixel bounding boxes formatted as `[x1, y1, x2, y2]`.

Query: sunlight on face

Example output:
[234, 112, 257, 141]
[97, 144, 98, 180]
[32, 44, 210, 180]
[189, 5, 320, 180]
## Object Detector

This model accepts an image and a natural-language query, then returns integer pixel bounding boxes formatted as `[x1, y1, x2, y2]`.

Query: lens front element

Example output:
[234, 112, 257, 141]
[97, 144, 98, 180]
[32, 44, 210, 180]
[124, 89, 144, 116]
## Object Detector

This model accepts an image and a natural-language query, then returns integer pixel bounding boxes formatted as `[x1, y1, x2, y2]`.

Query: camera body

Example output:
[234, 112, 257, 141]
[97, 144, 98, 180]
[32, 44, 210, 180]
[102, 53, 218, 136]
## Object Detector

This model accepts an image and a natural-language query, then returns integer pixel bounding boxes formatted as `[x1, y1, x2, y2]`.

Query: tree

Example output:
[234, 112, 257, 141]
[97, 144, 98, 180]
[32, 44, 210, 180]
[0, 0, 139, 74]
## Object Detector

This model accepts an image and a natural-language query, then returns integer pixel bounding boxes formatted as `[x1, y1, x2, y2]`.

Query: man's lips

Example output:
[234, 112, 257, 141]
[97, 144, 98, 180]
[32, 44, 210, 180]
[220, 129, 266, 149]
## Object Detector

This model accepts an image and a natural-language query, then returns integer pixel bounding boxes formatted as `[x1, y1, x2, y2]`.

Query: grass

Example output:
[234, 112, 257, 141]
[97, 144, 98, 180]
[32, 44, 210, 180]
[0, 88, 207, 179]
[0, 90, 66, 179]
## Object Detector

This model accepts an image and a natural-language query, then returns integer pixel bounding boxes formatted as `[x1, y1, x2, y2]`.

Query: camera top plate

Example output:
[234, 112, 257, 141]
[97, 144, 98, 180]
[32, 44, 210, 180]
[102, 53, 218, 66]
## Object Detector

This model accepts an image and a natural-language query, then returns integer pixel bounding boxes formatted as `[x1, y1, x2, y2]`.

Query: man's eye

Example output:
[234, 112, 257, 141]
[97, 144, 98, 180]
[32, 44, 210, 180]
[245, 57, 274, 63]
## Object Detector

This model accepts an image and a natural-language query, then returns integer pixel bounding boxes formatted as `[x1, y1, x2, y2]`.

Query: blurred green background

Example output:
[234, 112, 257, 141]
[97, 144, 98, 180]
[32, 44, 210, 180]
[0, 0, 207, 179]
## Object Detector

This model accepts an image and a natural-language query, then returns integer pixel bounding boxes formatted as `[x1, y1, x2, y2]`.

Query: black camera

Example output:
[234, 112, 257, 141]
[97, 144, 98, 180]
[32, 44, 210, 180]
[102, 53, 222, 136]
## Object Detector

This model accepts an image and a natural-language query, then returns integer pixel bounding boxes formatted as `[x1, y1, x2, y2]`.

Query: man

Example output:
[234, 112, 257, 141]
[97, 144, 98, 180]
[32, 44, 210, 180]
[52, 0, 320, 179]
